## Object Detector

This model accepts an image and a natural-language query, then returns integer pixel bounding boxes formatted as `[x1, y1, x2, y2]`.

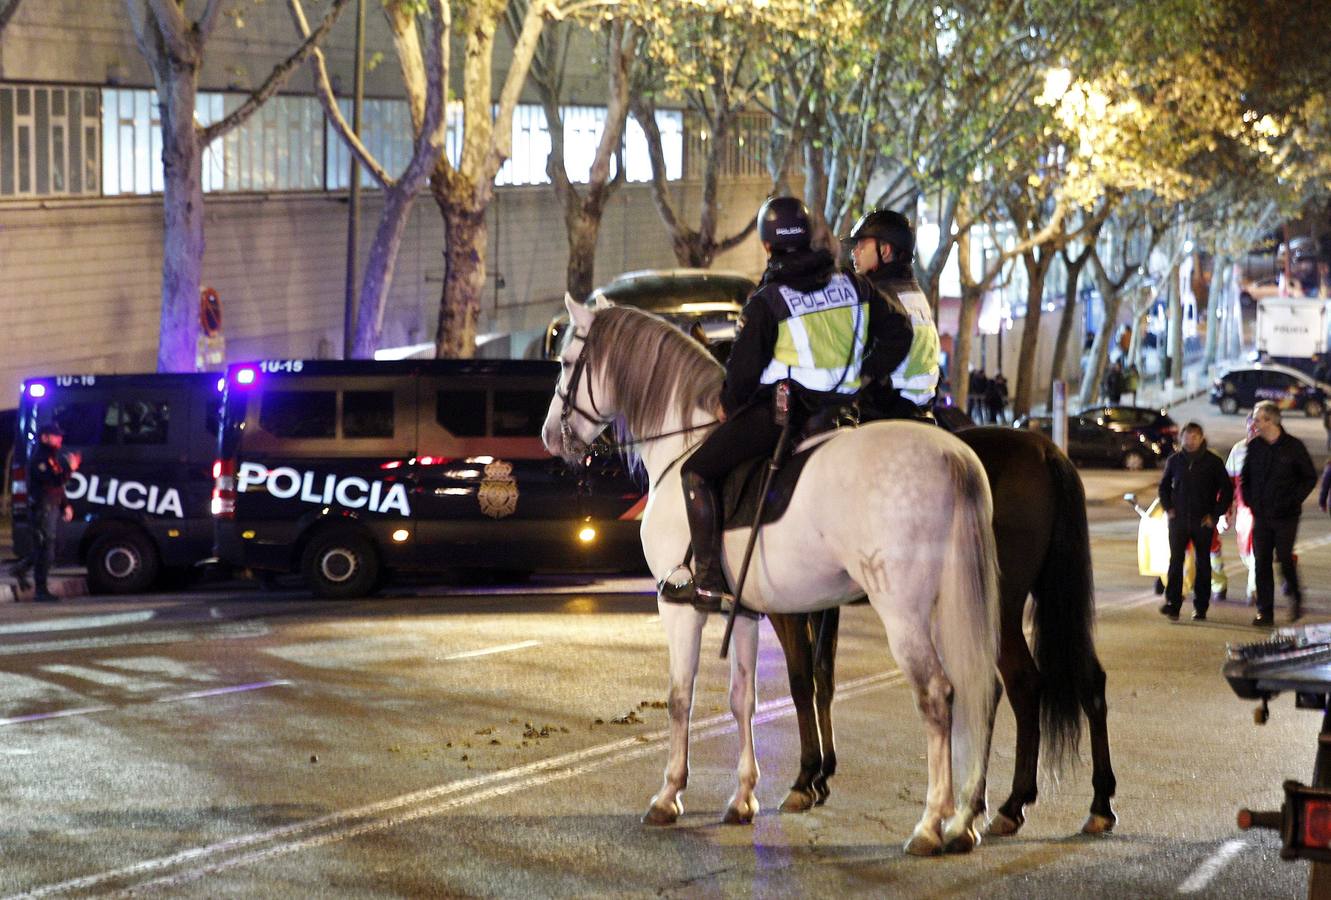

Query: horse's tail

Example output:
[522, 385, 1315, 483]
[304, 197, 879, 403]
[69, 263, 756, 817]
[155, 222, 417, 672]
[937, 449, 1001, 799]
[1031, 444, 1098, 774]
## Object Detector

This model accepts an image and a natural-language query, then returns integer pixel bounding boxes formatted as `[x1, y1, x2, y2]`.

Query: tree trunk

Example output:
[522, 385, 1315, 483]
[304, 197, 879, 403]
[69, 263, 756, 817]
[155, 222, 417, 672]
[1167, 260, 1184, 386]
[352, 186, 418, 358]
[157, 73, 204, 372]
[1049, 254, 1088, 405]
[1012, 252, 1051, 417]
[1203, 252, 1229, 367]
[1079, 257, 1124, 409]
[566, 208, 601, 302]
[952, 287, 983, 412]
[434, 197, 488, 358]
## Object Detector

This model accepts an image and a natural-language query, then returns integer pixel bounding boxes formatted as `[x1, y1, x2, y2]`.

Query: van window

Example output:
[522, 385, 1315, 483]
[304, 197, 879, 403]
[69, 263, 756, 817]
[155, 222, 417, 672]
[112, 399, 170, 445]
[53, 400, 110, 446]
[261, 391, 336, 438]
[436, 390, 486, 437]
[493, 390, 550, 437]
[343, 390, 394, 438]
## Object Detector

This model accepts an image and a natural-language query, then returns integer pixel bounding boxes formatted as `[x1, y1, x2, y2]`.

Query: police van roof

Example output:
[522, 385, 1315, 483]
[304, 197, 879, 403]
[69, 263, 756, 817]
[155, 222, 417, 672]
[21, 372, 217, 395]
[225, 358, 556, 380]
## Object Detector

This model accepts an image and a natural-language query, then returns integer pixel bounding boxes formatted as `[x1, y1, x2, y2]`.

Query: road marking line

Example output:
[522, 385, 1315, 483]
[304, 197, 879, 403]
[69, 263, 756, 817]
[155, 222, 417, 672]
[0, 611, 155, 636]
[1177, 837, 1247, 894]
[9, 668, 904, 898]
[0, 705, 115, 726]
[0, 681, 291, 728]
[441, 640, 541, 660]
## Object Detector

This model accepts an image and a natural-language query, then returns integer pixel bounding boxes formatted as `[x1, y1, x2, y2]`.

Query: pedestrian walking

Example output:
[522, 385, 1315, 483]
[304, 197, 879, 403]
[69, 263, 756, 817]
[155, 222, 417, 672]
[967, 368, 989, 422]
[1124, 364, 1140, 405]
[11, 423, 79, 602]
[1101, 361, 1124, 405]
[1158, 422, 1233, 621]
[986, 373, 1009, 424]
[1220, 412, 1259, 604]
[1240, 400, 1318, 627]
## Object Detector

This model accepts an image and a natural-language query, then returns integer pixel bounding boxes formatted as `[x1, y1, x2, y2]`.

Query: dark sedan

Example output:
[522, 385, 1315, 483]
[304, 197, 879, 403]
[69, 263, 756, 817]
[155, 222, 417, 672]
[1210, 363, 1327, 417]
[1077, 404, 1179, 454]
[1014, 413, 1168, 470]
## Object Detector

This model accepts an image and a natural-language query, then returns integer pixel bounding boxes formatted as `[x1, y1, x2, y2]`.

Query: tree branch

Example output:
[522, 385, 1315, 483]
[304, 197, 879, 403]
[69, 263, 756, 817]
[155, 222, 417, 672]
[146, 0, 195, 61]
[0, 0, 24, 34]
[198, 0, 225, 42]
[203, 0, 353, 146]
[493, 0, 548, 169]
[284, 0, 391, 186]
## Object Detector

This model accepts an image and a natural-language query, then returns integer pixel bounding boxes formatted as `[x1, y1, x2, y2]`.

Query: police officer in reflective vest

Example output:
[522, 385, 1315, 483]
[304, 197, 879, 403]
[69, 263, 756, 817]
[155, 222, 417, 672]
[678, 196, 914, 606]
[14, 423, 79, 602]
[842, 209, 941, 412]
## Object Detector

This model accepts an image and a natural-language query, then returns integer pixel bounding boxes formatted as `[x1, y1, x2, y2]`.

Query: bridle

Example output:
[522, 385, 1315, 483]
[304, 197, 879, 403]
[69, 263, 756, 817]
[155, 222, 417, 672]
[556, 330, 614, 458]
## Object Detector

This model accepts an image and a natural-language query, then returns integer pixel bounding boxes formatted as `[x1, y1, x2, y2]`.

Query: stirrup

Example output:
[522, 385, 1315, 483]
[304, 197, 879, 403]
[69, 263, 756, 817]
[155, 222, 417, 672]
[658, 565, 695, 602]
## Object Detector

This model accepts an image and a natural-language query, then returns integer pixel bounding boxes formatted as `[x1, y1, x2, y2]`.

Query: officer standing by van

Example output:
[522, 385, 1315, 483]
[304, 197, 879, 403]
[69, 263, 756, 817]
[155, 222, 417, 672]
[13, 423, 79, 602]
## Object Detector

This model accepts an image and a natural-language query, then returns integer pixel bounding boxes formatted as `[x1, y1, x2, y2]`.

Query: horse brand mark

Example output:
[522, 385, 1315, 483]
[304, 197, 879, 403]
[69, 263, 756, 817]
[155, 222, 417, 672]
[65, 472, 185, 518]
[858, 548, 888, 595]
[478, 460, 518, 519]
[236, 462, 411, 516]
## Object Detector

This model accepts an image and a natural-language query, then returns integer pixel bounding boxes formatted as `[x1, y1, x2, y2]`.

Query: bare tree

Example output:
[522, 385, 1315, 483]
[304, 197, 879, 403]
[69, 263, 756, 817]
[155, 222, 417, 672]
[526, 16, 640, 300]
[124, 0, 351, 371]
[290, 0, 449, 358]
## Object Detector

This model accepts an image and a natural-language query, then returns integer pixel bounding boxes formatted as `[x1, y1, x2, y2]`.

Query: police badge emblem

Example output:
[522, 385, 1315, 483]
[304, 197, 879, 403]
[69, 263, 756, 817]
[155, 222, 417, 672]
[478, 460, 518, 519]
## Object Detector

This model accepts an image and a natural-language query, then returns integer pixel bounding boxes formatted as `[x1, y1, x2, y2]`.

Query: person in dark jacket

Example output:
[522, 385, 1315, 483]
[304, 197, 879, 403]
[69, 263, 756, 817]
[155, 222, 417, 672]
[1241, 400, 1318, 626]
[1319, 458, 1331, 515]
[1157, 422, 1233, 621]
[674, 196, 913, 608]
[11, 423, 80, 602]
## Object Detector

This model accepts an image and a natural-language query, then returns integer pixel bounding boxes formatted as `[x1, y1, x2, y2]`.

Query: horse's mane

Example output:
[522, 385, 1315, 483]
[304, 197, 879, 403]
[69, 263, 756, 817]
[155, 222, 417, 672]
[583, 306, 724, 464]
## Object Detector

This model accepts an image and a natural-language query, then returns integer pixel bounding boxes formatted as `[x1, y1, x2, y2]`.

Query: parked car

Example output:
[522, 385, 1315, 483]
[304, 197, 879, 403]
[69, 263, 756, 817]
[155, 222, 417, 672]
[1210, 362, 1327, 417]
[541, 269, 754, 360]
[1013, 413, 1167, 470]
[1077, 404, 1179, 454]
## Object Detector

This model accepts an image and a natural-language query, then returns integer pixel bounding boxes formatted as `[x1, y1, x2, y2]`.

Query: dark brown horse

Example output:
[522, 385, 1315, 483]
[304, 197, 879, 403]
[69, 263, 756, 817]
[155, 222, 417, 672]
[768, 426, 1118, 835]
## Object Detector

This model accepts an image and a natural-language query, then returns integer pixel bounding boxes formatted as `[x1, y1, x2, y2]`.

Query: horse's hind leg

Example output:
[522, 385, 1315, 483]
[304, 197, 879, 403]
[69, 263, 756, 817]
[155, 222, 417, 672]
[990, 611, 1042, 837]
[770, 612, 823, 813]
[644, 601, 707, 826]
[878, 607, 955, 857]
[723, 612, 761, 824]
[1080, 657, 1117, 834]
[811, 607, 840, 805]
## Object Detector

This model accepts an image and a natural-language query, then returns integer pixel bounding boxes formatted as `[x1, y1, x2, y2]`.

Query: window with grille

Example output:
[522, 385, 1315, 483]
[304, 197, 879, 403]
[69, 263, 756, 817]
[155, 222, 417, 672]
[0, 84, 100, 198]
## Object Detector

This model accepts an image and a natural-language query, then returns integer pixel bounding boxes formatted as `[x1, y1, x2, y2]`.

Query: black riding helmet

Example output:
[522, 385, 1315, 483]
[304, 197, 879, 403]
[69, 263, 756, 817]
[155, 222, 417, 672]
[757, 196, 812, 253]
[842, 208, 915, 262]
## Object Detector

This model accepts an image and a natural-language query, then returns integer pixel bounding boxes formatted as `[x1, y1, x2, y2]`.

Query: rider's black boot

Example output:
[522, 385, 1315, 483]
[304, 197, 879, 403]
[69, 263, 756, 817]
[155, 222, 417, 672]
[683, 472, 732, 606]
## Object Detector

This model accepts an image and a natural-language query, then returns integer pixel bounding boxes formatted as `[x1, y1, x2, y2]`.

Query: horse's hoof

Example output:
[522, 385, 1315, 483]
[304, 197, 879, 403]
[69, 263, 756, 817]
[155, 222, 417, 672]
[904, 829, 943, 857]
[780, 788, 816, 813]
[986, 811, 1023, 837]
[722, 798, 758, 825]
[943, 822, 981, 854]
[812, 779, 831, 805]
[1081, 811, 1116, 834]
[642, 802, 680, 826]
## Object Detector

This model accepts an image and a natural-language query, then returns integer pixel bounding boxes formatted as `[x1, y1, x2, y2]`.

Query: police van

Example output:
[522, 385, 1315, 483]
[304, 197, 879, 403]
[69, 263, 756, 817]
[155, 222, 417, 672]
[213, 359, 647, 597]
[11, 373, 221, 593]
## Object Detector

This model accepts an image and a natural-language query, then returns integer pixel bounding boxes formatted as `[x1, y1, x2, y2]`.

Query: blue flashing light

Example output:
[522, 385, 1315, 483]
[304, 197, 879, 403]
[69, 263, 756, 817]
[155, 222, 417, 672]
[235, 368, 257, 386]
[27, 383, 47, 398]
[216, 376, 226, 393]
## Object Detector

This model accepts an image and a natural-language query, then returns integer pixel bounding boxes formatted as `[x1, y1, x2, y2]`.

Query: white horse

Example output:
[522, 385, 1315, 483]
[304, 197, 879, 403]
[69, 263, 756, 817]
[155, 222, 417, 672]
[542, 297, 1001, 855]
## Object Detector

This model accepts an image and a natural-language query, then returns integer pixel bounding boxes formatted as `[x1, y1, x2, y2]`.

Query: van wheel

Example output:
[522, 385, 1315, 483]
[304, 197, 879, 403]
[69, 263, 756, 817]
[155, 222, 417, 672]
[302, 531, 379, 599]
[1220, 396, 1239, 415]
[87, 529, 160, 595]
[1305, 399, 1324, 418]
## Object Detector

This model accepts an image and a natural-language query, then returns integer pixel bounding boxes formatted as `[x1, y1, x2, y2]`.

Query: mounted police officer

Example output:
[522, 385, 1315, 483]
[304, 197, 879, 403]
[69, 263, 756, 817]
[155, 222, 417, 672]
[842, 208, 941, 414]
[676, 196, 914, 607]
[13, 423, 79, 602]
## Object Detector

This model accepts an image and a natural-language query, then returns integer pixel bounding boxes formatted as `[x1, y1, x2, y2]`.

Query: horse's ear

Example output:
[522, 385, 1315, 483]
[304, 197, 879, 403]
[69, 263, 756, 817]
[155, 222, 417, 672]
[565, 292, 594, 330]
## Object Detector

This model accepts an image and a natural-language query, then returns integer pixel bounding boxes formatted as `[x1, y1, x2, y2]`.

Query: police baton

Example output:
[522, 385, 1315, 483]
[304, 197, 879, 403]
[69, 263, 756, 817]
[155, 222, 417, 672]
[720, 382, 795, 659]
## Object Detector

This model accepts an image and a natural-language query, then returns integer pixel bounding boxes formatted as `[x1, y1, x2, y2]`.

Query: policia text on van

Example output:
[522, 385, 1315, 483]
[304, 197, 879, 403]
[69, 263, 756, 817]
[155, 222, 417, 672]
[11, 373, 221, 593]
[213, 359, 647, 597]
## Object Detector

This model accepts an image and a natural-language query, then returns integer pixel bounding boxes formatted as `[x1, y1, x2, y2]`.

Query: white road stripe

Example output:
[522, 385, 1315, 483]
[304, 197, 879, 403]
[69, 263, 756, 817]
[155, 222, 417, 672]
[441, 640, 541, 660]
[8, 668, 904, 898]
[0, 611, 155, 636]
[0, 681, 291, 728]
[1177, 838, 1247, 894]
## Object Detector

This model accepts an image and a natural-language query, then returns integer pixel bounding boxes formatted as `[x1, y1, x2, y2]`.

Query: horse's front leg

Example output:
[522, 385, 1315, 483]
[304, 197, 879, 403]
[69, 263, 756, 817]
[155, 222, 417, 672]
[723, 612, 761, 824]
[811, 606, 840, 804]
[644, 601, 707, 826]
